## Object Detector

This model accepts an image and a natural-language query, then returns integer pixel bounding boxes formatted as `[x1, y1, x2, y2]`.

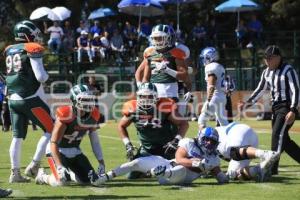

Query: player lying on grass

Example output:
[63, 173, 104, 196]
[94, 127, 229, 185]
[215, 122, 279, 181]
[35, 84, 105, 186]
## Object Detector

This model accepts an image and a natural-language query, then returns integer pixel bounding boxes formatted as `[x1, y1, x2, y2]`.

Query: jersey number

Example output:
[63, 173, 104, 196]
[6, 54, 22, 73]
[221, 72, 225, 87]
[64, 131, 83, 144]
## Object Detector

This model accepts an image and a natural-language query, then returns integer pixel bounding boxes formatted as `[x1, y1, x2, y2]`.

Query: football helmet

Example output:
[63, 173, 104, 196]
[197, 127, 219, 154]
[70, 84, 95, 112]
[150, 24, 175, 51]
[199, 47, 219, 66]
[14, 20, 43, 43]
[136, 82, 158, 110]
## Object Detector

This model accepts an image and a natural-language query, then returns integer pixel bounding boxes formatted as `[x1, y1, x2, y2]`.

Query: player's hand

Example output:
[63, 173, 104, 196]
[184, 92, 193, 103]
[163, 138, 180, 158]
[125, 142, 136, 161]
[57, 165, 69, 183]
[285, 111, 296, 125]
[97, 163, 105, 175]
[155, 61, 169, 73]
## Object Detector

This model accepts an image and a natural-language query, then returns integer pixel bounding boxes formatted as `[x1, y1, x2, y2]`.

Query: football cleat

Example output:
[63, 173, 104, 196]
[259, 151, 280, 182]
[25, 161, 40, 178]
[150, 165, 166, 178]
[35, 168, 47, 185]
[0, 188, 13, 198]
[9, 169, 31, 183]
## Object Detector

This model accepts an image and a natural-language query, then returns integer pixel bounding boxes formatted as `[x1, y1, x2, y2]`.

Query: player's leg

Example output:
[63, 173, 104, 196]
[103, 156, 170, 183]
[8, 100, 30, 183]
[212, 95, 228, 126]
[0, 188, 13, 198]
[226, 159, 260, 180]
[69, 154, 96, 184]
[24, 97, 53, 177]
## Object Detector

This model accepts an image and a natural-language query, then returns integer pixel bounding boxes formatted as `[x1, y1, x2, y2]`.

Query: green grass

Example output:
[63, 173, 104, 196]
[0, 120, 300, 200]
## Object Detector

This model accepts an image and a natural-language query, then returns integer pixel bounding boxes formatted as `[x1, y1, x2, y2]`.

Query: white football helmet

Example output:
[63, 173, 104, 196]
[70, 84, 95, 112]
[136, 82, 158, 110]
[200, 47, 219, 66]
[150, 24, 175, 51]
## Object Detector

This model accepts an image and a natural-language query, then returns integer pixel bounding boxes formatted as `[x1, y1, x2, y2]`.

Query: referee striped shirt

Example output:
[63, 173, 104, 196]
[247, 62, 300, 112]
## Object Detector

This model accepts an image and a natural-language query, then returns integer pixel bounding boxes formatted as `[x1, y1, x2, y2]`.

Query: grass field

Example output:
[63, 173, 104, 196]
[0, 120, 300, 200]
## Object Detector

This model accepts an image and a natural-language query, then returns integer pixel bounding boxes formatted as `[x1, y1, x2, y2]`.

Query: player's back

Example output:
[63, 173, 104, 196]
[4, 42, 44, 98]
[205, 62, 225, 94]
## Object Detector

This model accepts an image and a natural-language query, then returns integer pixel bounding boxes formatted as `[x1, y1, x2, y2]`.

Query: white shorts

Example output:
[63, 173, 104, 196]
[154, 82, 178, 98]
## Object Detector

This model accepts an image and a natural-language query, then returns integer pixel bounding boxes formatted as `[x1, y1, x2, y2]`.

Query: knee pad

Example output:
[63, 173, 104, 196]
[230, 147, 249, 161]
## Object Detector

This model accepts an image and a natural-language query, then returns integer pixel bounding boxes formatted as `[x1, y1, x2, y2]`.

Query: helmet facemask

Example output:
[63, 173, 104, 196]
[74, 93, 96, 112]
[197, 127, 219, 154]
[150, 31, 171, 51]
[137, 90, 158, 111]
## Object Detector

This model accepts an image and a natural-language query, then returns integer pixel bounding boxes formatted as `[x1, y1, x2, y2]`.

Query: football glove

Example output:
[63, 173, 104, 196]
[155, 61, 169, 73]
[192, 156, 220, 173]
[163, 138, 180, 158]
[184, 92, 194, 103]
[57, 166, 69, 183]
[125, 142, 136, 161]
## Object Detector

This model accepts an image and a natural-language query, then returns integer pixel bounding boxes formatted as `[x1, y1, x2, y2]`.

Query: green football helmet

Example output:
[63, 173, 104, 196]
[14, 20, 42, 43]
[137, 82, 158, 110]
[70, 84, 95, 112]
[150, 24, 175, 51]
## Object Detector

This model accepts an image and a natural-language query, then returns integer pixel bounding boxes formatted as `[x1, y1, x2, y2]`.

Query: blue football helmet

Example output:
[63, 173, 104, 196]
[199, 47, 219, 66]
[197, 127, 219, 154]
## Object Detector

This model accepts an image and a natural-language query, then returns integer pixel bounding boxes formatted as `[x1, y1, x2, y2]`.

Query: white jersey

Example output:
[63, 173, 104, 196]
[205, 62, 225, 94]
[216, 122, 258, 160]
[179, 138, 207, 159]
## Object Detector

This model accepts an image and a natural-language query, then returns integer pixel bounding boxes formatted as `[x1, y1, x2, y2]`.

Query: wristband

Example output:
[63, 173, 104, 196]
[165, 67, 178, 78]
[175, 135, 183, 140]
[122, 137, 130, 145]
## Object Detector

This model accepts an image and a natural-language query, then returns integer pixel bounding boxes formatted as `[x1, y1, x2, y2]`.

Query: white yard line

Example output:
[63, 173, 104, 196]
[11, 189, 25, 197]
[87, 187, 108, 194]
[100, 135, 140, 145]
[255, 129, 299, 134]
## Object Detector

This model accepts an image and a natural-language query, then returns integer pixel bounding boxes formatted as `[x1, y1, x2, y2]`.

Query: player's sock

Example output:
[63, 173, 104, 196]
[162, 165, 187, 184]
[106, 171, 116, 180]
[33, 132, 51, 162]
[254, 149, 267, 159]
[9, 138, 22, 169]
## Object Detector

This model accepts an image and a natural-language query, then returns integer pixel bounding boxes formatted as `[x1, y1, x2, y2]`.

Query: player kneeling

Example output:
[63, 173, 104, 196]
[215, 122, 279, 182]
[94, 127, 228, 185]
[35, 85, 105, 186]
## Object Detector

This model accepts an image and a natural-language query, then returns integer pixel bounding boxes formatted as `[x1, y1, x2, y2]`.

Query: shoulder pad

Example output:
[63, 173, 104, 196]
[24, 42, 44, 58]
[143, 46, 156, 58]
[91, 107, 101, 122]
[169, 47, 186, 60]
[122, 100, 137, 116]
[176, 44, 190, 59]
[157, 98, 177, 113]
[56, 106, 74, 123]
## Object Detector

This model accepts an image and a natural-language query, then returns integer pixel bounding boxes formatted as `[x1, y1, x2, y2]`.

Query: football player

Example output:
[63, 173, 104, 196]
[215, 123, 279, 181]
[93, 127, 228, 185]
[135, 24, 191, 100]
[35, 84, 105, 186]
[198, 47, 229, 129]
[4, 20, 54, 182]
[119, 82, 188, 178]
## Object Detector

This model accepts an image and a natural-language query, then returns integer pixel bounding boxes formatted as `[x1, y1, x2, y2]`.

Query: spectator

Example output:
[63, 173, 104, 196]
[77, 30, 92, 63]
[235, 19, 248, 48]
[44, 21, 64, 54]
[207, 19, 219, 47]
[62, 20, 75, 53]
[191, 21, 206, 51]
[91, 33, 104, 60]
[1, 85, 10, 132]
[123, 21, 138, 58]
[105, 21, 117, 38]
[76, 20, 89, 38]
[90, 20, 102, 37]
[100, 31, 111, 59]
[110, 29, 124, 60]
[139, 19, 152, 38]
[247, 14, 263, 47]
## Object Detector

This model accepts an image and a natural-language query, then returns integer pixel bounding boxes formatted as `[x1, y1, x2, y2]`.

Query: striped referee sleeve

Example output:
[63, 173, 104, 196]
[247, 69, 268, 104]
[286, 68, 300, 110]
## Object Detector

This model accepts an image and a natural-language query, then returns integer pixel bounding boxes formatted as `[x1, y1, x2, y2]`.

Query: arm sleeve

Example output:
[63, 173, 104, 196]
[30, 57, 49, 83]
[286, 68, 300, 110]
[89, 131, 103, 161]
[247, 69, 268, 104]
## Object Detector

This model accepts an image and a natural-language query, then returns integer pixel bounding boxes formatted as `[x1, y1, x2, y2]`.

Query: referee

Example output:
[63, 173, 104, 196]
[239, 45, 300, 175]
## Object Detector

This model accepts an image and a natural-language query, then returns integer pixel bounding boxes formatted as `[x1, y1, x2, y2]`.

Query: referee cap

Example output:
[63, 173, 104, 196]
[264, 45, 281, 58]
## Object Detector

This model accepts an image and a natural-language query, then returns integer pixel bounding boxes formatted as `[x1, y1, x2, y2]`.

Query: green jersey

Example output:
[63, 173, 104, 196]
[122, 99, 177, 150]
[4, 42, 44, 98]
[56, 106, 100, 148]
[144, 46, 186, 83]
